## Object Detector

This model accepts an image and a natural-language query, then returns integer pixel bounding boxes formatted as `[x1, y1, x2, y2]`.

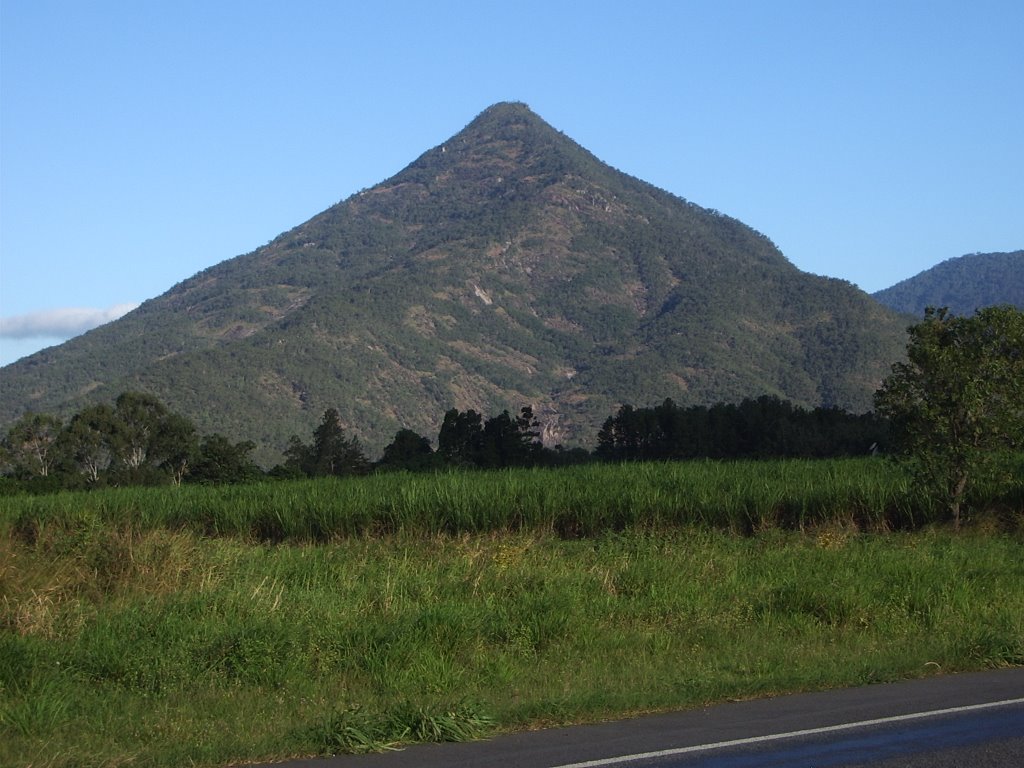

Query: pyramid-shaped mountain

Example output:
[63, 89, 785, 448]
[0, 102, 908, 461]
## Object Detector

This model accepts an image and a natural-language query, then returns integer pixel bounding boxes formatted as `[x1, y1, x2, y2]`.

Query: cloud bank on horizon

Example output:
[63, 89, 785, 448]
[0, 303, 140, 340]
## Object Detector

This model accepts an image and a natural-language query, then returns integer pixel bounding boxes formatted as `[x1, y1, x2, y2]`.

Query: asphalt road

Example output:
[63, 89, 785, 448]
[249, 668, 1024, 768]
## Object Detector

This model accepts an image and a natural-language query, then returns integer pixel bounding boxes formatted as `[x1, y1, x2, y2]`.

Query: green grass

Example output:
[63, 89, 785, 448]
[2, 458, 937, 543]
[2, 459, 1023, 767]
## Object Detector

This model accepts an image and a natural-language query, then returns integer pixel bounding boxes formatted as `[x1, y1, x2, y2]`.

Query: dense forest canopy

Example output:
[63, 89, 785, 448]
[872, 250, 1023, 317]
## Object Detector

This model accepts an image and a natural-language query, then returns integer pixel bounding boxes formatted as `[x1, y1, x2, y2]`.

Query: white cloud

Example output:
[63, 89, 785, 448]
[0, 303, 140, 340]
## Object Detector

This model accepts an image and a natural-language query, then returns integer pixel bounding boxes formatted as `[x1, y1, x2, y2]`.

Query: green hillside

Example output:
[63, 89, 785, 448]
[872, 250, 1023, 316]
[0, 103, 908, 463]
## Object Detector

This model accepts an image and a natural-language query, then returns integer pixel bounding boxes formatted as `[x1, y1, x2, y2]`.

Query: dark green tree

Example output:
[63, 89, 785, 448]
[595, 404, 663, 461]
[874, 306, 1024, 526]
[479, 406, 542, 468]
[280, 435, 313, 478]
[308, 408, 369, 477]
[514, 405, 543, 458]
[190, 434, 261, 484]
[378, 428, 440, 472]
[437, 408, 484, 467]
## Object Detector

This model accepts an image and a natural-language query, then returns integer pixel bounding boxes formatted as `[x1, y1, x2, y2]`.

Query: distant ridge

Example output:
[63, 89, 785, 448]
[872, 250, 1024, 317]
[0, 102, 908, 462]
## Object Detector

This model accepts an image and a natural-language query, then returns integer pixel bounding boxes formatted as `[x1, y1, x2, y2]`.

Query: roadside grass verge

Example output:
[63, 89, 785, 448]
[3, 515, 1023, 767]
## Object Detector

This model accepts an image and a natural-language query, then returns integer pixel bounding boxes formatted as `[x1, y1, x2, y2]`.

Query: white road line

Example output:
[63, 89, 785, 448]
[551, 696, 1024, 768]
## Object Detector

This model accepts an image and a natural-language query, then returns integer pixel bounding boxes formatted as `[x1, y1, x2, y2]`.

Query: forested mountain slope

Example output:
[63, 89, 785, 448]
[872, 250, 1023, 316]
[0, 102, 908, 462]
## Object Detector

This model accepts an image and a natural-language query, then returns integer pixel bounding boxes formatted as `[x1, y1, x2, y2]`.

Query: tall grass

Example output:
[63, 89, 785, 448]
[2, 457, 1022, 766]
[2, 525, 1023, 767]
[0, 458, 954, 544]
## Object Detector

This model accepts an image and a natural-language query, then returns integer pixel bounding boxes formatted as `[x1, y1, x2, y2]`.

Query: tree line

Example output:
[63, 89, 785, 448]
[0, 391, 261, 492]
[3, 305, 1021, 527]
[2, 395, 881, 493]
[595, 396, 886, 462]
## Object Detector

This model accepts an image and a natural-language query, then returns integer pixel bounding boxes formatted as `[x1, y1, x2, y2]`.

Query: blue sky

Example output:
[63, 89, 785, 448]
[2, 0, 1022, 366]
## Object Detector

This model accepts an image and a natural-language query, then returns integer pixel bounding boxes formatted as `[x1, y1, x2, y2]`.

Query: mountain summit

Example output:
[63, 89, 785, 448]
[0, 103, 907, 460]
